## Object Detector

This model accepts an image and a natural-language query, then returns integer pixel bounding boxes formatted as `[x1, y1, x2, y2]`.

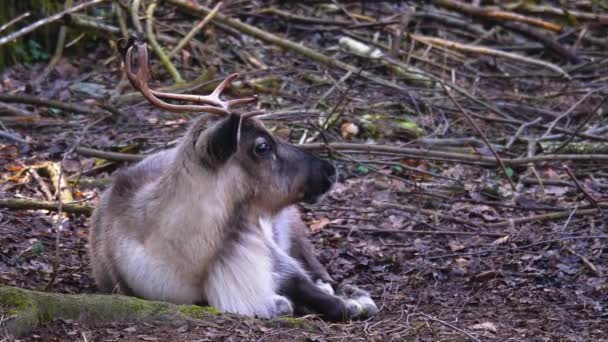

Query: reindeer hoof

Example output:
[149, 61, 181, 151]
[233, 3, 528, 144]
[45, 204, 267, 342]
[272, 295, 294, 317]
[338, 284, 379, 318]
[315, 279, 335, 295]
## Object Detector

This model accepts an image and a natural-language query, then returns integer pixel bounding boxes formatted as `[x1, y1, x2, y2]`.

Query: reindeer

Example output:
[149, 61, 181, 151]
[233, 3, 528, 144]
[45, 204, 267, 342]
[88, 39, 378, 321]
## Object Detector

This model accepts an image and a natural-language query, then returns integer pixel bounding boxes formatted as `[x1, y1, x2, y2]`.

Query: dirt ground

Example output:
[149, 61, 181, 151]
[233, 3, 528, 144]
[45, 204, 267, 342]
[1, 1, 608, 341]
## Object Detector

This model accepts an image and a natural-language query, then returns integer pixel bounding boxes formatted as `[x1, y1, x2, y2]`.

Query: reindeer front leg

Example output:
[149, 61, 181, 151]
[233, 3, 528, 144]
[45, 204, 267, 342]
[273, 247, 378, 321]
[203, 231, 293, 318]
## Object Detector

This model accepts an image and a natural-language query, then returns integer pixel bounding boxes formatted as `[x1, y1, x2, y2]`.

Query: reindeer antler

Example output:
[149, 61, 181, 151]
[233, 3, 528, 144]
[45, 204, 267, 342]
[122, 38, 255, 114]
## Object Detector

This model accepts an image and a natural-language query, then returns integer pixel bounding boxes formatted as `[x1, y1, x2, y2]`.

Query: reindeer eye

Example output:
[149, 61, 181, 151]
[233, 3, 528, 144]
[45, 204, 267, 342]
[254, 140, 272, 156]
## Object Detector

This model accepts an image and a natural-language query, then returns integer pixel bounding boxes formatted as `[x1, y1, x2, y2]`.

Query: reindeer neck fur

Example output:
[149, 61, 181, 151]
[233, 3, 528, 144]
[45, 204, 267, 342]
[131, 121, 274, 265]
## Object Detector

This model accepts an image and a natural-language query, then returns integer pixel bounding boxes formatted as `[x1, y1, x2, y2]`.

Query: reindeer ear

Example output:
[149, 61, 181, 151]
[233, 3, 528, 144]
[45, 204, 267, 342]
[205, 113, 241, 166]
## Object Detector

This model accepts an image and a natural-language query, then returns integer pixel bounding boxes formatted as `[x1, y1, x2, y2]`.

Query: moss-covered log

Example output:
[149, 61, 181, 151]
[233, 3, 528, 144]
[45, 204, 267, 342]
[0, 286, 311, 338]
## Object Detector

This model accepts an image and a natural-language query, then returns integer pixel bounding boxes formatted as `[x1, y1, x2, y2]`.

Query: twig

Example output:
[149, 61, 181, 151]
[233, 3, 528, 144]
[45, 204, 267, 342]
[113, 0, 129, 39]
[410, 33, 570, 78]
[563, 164, 599, 208]
[0, 0, 106, 47]
[0, 198, 93, 215]
[36, 0, 74, 83]
[167, 0, 412, 93]
[0, 94, 106, 116]
[548, 94, 608, 154]
[0, 130, 27, 144]
[329, 225, 505, 238]
[505, 117, 541, 150]
[75, 144, 608, 166]
[419, 312, 481, 342]
[45, 115, 108, 291]
[441, 83, 516, 190]
[75, 146, 142, 162]
[374, 201, 486, 229]
[130, 0, 144, 35]
[497, 20, 579, 64]
[168, 2, 223, 59]
[487, 209, 600, 228]
[0, 12, 31, 34]
[0, 101, 36, 117]
[541, 88, 605, 139]
[433, 0, 561, 32]
[564, 246, 601, 276]
[26, 166, 54, 201]
[66, 13, 178, 45]
[507, 3, 608, 23]
[145, 0, 184, 84]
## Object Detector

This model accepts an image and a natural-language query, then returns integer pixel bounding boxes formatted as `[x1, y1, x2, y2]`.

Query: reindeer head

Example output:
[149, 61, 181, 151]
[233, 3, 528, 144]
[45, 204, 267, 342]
[122, 39, 336, 212]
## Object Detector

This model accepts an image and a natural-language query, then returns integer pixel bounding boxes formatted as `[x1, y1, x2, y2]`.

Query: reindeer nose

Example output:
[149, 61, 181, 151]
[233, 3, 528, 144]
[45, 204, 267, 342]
[322, 161, 337, 184]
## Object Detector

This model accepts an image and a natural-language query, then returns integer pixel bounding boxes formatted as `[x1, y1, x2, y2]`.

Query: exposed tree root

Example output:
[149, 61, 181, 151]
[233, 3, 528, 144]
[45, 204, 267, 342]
[0, 286, 309, 338]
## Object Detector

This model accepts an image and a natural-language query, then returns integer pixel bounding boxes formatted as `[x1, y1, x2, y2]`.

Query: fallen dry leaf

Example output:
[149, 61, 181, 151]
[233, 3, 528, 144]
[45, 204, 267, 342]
[491, 235, 511, 246]
[309, 217, 331, 232]
[340, 122, 360, 139]
[469, 321, 498, 333]
[448, 240, 466, 252]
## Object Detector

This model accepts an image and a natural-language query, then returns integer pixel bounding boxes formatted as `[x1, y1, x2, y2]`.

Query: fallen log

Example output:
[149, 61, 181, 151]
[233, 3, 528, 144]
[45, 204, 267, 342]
[0, 286, 309, 338]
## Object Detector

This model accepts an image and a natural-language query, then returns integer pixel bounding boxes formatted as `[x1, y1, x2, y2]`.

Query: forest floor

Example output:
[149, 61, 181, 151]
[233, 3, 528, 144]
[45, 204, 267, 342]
[1, 1, 607, 341]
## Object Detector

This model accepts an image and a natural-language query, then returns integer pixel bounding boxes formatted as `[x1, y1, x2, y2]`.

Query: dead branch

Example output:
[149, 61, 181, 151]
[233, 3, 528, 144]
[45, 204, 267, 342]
[0, 102, 36, 117]
[505, 3, 608, 23]
[410, 34, 570, 78]
[433, 0, 562, 32]
[329, 225, 506, 238]
[563, 164, 599, 209]
[166, 0, 413, 94]
[0, 94, 106, 116]
[75, 144, 608, 167]
[441, 84, 515, 190]
[130, 0, 144, 35]
[0, 0, 107, 47]
[419, 312, 481, 342]
[145, 0, 184, 84]
[496, 20, 580, 64]
[0, 198, 93, 215]
[0, 12, 31, 34]
[487, 208, 601, 228]
[169, 1, 223, 59]
[36, 0, 74, 83]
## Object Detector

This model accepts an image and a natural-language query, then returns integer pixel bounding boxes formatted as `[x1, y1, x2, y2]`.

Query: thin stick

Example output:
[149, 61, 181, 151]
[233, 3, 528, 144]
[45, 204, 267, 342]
[0, 94, 106, 116]
[44, 115, 109, 291]
[145, 0, 184, 84]
[0, 12, 31, 34]
[433, 0, 561, 32]
[487, 209, 600, 228]
[0, 0, 106, 47]
[410, 33, 570, 78]
[330, 225, 505, 238]
[419, 313, 481, 342]
[0, 198, 92, 215]
[563, 164, 599, 208]
[130, 0, 144, 35]
[75, 144, 608, 166]
[168, 2, 222, 59]
[441, 83, 516, 190]
[548, 94, 608, 154]
[36, 0, 74, 83]
[166, 0, 412, 94]
[0, 130, 28, 144]
[541, 87, 605, 139]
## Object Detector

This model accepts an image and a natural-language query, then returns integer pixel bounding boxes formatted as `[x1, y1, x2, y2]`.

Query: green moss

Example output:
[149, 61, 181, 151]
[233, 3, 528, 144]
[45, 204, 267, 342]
[275, 316, 308, 328]
[0, 287, 33, 315]
[178, 305, 220, 319]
